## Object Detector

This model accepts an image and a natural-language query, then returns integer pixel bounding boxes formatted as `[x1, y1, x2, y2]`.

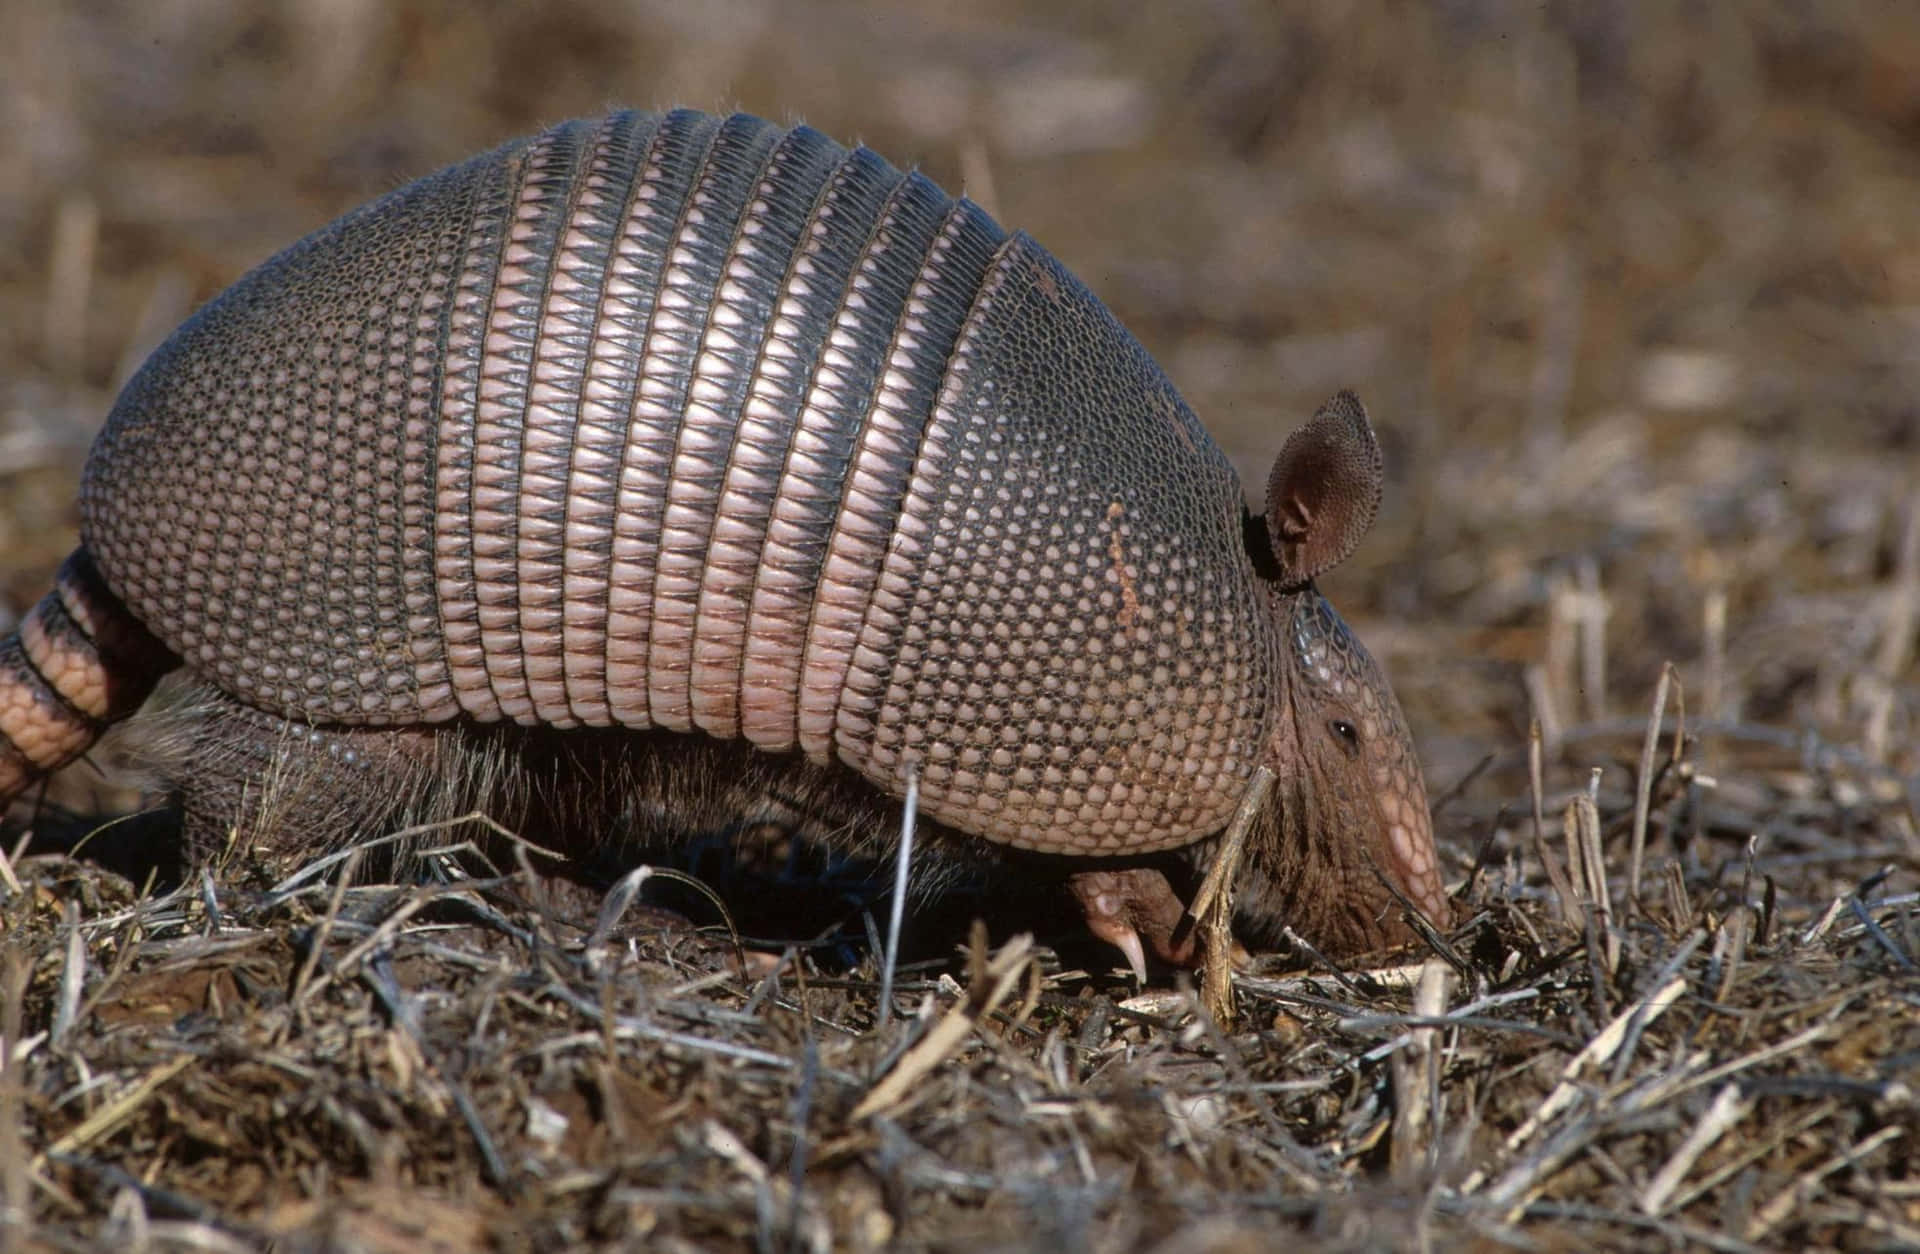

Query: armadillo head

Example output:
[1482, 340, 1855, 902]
[1077, 392, 1446, 976]
[1231, 391, 1447, 954]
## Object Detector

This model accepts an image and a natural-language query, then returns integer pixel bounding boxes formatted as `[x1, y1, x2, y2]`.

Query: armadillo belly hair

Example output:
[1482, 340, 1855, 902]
[111, 673, 1024, 901]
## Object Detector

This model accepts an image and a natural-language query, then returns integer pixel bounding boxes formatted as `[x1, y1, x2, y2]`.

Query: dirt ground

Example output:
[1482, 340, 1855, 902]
[1, 3, 1916, 1250]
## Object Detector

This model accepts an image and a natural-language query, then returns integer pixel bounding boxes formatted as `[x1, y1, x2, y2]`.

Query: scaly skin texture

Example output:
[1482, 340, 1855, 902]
[0, 109, 1446, 967]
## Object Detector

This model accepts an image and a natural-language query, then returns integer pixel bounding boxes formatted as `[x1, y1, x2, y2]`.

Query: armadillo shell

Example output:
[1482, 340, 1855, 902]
[81, 109, 1276, 858]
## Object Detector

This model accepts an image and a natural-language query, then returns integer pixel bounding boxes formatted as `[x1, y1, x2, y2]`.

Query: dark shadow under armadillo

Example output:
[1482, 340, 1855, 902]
[0, 108, 1449, 972]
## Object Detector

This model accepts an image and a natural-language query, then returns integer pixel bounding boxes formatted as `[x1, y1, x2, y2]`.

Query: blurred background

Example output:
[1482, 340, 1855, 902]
[1, 1, 1915, 878]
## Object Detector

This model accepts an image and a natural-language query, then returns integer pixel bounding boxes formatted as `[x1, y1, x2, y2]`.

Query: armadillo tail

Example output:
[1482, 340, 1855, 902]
[0, 549, 175, 808]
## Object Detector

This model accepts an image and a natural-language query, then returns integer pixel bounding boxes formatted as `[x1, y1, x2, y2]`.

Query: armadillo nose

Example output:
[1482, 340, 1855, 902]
[1384, 801, 1449, 925]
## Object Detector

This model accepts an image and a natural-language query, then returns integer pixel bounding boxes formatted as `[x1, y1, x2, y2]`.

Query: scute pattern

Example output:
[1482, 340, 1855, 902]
[846, 237, 1269, 852]
[734, 146, 905, 750]
[86, 154, 499, 721]
[77, 109, 1281, 857]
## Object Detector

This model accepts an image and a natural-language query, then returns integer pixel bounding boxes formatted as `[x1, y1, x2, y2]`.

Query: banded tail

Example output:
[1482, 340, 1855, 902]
[0, 550, 175, 808]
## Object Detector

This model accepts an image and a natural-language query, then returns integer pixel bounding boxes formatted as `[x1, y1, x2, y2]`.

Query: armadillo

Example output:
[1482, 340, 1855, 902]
[0, 109, 1446, 971]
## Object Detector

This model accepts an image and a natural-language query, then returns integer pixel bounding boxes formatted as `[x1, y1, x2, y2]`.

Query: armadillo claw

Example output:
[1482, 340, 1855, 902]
[1068, 867, 1200, 980]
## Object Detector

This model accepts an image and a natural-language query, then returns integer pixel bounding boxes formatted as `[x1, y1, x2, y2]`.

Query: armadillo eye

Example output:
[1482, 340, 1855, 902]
[1329, 718, 1361, 754]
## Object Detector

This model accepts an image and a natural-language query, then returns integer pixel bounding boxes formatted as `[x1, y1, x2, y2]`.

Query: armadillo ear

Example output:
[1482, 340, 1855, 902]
[1264, 390, 1385, 587]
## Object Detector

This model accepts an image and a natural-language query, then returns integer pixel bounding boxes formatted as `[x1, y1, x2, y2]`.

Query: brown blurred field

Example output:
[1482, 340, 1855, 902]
[1, 3, 1916, 1251]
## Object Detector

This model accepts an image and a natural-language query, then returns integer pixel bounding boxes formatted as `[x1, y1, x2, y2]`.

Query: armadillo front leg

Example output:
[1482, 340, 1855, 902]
[165, 685, 445, 865]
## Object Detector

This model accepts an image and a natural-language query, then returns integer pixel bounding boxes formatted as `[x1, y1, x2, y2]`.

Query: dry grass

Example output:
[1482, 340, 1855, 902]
[2, 735, 1914, 1251]
[2, 2, 1917, 1250]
